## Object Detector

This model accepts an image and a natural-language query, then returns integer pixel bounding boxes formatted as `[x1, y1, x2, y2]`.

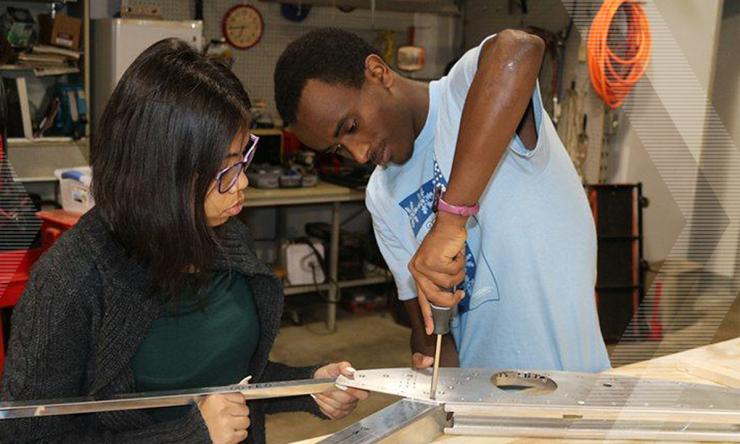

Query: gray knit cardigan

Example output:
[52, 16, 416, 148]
[0, 208, 323, 443]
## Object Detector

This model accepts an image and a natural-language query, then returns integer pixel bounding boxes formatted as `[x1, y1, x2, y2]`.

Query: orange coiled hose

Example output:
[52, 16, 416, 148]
[587, 0, 651, 109]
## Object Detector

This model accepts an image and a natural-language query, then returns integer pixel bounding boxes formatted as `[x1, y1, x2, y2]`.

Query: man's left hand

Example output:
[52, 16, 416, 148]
[313, 362, 369, 419]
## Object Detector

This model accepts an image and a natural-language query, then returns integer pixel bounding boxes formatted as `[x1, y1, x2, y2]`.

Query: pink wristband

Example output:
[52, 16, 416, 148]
[433, 186, 480, 217]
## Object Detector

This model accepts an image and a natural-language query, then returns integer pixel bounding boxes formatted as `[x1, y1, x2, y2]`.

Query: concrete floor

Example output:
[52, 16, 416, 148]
[265, 310, 408, 444]
[265, 288, 739, 444]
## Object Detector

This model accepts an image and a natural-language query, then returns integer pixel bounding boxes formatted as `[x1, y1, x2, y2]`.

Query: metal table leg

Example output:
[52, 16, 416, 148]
[327, 202, 341, 332]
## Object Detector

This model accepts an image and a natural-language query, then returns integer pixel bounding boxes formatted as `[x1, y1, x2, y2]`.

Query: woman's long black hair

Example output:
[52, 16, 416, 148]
[91, 38, 251, 297]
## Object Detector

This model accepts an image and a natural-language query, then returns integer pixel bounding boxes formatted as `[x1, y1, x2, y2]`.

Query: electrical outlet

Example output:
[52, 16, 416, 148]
[300, 253, 321, 273]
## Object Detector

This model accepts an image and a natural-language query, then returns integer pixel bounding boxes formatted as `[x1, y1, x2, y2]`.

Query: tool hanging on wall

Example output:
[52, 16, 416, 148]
[508, 0, 529, 15]
[558, 81, 584, 167]
[375, 30, 396, 66]
[575, 114, 589, 181]
[524, 25, 571, 119]
[587, 0, 651, 109]
[280, 3, 312, 22]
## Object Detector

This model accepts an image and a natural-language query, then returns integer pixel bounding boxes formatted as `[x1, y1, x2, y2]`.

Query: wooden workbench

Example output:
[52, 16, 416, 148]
[243, 180, 364, 208]
[295, 338, 740, 443]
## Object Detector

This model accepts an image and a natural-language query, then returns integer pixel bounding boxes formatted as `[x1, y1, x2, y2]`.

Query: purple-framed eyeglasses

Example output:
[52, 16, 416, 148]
[215, 134, 259, 193]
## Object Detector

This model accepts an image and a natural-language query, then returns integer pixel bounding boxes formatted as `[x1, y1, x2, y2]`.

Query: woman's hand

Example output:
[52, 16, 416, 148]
[197, 393, 250, 444]
[312, 361, 369, 419]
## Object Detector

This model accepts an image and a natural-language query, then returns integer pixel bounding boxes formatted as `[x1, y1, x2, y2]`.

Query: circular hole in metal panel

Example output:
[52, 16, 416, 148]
[491, 371, 557, 395]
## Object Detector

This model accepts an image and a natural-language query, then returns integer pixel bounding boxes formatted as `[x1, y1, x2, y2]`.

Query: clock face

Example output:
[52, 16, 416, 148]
[222, 5, 264, 50]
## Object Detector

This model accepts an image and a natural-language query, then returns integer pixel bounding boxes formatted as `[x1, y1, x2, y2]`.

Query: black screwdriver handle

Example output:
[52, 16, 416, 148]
[430, 303, 452, 335]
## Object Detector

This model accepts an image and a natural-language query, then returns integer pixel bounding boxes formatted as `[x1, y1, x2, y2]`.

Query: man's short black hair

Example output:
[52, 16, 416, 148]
[274, 28, 379, 126]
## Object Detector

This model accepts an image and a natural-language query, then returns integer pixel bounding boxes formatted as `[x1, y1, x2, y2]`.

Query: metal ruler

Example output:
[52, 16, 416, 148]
[0, 378, 336, 419]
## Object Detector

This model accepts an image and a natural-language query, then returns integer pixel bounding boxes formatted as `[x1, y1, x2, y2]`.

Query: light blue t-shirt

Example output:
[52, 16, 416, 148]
[366, 36, 610, 372]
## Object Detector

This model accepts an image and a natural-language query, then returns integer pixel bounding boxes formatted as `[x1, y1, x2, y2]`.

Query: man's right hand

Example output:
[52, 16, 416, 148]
[408, 213, 467, 334]
[197, 393, 250, 444]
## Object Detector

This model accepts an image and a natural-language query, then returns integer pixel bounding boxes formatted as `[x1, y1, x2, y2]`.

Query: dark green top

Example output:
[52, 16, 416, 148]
[132, 272, 260, 422]
[1, 208, 322, 444]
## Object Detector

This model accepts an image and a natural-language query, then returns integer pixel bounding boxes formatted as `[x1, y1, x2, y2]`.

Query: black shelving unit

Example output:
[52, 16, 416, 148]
[586, 184, 648, 343]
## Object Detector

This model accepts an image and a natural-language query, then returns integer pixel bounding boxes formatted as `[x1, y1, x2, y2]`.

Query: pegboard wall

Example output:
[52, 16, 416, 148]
[119, 1, 460, 120]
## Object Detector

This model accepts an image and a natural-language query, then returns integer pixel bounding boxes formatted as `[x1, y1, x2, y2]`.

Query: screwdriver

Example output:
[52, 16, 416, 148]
[429, 302, 453, 400]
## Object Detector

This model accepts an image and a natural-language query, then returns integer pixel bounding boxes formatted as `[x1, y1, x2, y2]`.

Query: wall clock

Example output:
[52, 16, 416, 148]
[222, 4, 264, 50]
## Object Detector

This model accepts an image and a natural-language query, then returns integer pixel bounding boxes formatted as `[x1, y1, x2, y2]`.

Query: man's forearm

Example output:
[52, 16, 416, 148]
[404, 299, 459, 367]
[443, 30, 545, 211]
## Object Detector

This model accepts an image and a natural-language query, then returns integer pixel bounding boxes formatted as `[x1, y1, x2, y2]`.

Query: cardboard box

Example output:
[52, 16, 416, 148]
[49, 14, 81, 49]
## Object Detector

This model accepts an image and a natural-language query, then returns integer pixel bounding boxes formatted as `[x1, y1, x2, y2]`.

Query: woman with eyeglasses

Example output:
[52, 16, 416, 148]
[0, 38, 367, 444]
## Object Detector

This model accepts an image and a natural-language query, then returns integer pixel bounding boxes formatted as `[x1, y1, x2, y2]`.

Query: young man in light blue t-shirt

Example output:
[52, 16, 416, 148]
[274, 28, 610, 372]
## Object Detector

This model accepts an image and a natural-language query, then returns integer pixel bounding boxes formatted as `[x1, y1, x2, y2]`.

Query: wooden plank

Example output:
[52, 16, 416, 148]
[607, 338, 740, 388]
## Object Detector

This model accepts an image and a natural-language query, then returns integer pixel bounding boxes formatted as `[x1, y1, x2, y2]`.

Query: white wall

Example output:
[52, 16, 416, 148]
[708, 1, 740, 277]
[714, 5, 740, 146]
[602, 0, 725, 265]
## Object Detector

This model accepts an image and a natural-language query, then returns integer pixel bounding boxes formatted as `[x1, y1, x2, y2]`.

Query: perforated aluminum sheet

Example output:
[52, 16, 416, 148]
[337, 368, 740, 412]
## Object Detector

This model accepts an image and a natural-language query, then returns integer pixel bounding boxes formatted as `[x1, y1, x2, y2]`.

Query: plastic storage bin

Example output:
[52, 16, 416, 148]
[0, 248, 43, 375]
[54, 166, 94, 214]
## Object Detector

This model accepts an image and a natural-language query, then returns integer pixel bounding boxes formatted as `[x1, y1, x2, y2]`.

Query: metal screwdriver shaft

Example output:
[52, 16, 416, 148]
[429, 303, 452, 400]
[431, 334, 443, 399]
